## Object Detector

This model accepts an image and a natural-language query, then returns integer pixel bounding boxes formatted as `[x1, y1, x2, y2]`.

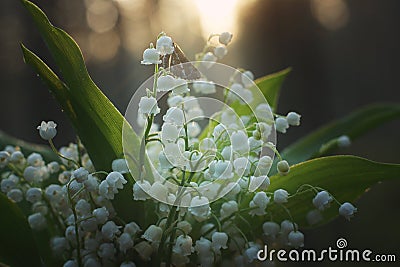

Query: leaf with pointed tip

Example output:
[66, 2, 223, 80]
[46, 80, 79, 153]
[280, 104, 400, 167]
[20, 0, 151, 223]
[240, 156, 400, 232]
[20, 0, 136, 171]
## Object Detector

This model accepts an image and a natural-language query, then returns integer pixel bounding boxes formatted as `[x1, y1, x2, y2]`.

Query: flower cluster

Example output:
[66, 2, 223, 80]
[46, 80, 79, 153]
[0, 32, 357, 267]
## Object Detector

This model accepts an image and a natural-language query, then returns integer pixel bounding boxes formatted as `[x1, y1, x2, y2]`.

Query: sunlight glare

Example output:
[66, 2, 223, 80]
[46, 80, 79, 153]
[193, 0, 240, 40]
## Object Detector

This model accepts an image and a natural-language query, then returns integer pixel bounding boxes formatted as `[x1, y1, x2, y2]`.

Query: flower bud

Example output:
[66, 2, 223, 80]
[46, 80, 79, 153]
[277, 160, 290, 175]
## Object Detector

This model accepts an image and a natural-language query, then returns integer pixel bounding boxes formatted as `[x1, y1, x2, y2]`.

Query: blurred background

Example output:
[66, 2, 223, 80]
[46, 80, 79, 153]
[1, 0, 399, 265]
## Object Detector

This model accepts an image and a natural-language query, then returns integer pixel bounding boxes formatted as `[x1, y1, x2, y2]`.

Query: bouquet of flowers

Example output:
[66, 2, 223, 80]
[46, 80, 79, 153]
[0, 1, 399, 267]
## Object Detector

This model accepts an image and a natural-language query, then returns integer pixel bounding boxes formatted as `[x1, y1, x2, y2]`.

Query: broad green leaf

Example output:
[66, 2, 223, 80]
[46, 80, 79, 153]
[0, 194, 42, 267]
[281, 104, 400, 166]
[240, 156, 400, 231]
[0, 129, 58, 162]
[21, 0, 150, 223]
[21, 0, 138, 171]
[254, 67, 291, 112]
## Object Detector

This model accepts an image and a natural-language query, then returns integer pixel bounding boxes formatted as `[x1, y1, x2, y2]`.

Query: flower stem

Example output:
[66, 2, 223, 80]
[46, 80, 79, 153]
[48, 139, 80, 168]
[66, 179, 83, 267]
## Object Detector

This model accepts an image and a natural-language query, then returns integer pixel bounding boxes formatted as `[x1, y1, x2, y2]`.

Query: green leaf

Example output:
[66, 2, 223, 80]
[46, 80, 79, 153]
[0, 194, 42, 267]
[20, 0, 140, 172]
[254, 67, 291, 112]
[20, 0, 149, 223]
[242, 156, 400, 230]
[281, 104, 400, 166]
[0, 129, 58, 162]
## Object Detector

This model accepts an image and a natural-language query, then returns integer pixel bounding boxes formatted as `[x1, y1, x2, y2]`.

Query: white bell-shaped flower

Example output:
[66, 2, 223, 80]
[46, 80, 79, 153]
[213, 160, 234, 179]
[231, 130, 249, 153]
[280, 220, 297, 235]
[7, 188, 23, 203]
[72, 167, 89, 183]
[149, 182, 168, 201]
[219, 32, 233, 45]
[161, 123, 179, 144]
[133, 180, 151, 201]
[241, 70, 254, 88]
[142, 225, 162, 243]
[339, 202, 357, 220]
[288, 230, 304, 248]
[118, 233, 134, 253]
[244, 244, 260, 263]
[262, 221, 280, 238]
[163, 107, 185, 126]
[274, 189, 289, 204]
[276, 117, 289, 133]
[101, 221, 120, 241]
[286, 111, 301, 126]
[141, 47, 161, 65]
[195, 237, 212, 255]
[233, 157, 250, 176]
[138, 96, 160, 115]
[214, 46, 227, 59]
[211, 231, 228, 250]
[26, 187, 42, 203]
[93, 207, 109, 224]
[28, 212, 47, 230]
[156, 35, 174, 55]
[75, 199, 91, 216]
[189, 196, 211, 221]
[173, 235, 193, 256]
[249, 191, 270, 216]
[112, 159, 129, 174]
[37, 121, 57, 140]
[312, 191, 333, 211]
[255, 103, 273, 122]
[157, 75, 176, 92]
